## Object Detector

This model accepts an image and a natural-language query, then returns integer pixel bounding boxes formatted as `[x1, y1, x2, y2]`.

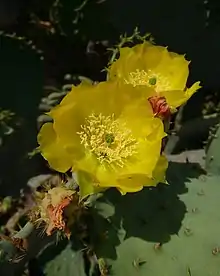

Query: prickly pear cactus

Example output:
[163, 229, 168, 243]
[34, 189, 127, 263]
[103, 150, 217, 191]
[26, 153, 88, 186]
[90, 162, 220, 276]
[206, 122, 220, 175]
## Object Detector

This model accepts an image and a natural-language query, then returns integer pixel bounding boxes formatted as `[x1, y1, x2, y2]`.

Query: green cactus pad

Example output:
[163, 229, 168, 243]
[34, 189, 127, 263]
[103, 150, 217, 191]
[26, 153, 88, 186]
[91, 162, 220, 276]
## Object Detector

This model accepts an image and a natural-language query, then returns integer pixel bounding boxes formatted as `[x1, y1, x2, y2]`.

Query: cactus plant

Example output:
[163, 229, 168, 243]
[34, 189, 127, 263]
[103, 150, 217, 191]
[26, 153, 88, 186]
[1, 135, 220, 275]
[89, 162, 220, 276]
[1, 21, 219, 276]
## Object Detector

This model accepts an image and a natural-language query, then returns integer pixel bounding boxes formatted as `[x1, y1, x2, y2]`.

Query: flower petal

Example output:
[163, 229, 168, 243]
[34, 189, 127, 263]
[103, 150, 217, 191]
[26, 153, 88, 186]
[153, 53, 189, 91]
[161, 89, 186, 109]
[162, 81, 201, 109]
[109, 47, 146, 80]
[116, 175, 147, 194]
[118, 134, 163, 177]
[144, 154, 168, 187]
[76, 170, 105, 199]
[184, 81, 201, 101]
[59, 81, 93, 107]
[37, 123, 72, 172]
[118, 99, 157, 138]
[116, 154, 168, 194]
[142, 44, 169, 70]
[76, 151, 99, 175]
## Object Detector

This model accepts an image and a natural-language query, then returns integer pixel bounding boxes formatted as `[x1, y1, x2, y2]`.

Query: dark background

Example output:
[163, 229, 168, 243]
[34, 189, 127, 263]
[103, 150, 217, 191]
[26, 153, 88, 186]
[1, 0, 219, 86]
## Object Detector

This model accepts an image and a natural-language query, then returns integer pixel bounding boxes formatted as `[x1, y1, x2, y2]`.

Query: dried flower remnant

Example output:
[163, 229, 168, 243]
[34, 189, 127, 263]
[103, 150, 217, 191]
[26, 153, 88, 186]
[38, 187, 75, 238]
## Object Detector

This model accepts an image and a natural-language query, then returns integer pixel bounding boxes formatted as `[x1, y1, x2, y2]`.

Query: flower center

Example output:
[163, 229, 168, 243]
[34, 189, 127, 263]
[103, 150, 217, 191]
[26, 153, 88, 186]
[77, 113, 137, 167]
[149, 77, 157, 85]
[105, 133, 115, 145]
[124, 69, 171, 92]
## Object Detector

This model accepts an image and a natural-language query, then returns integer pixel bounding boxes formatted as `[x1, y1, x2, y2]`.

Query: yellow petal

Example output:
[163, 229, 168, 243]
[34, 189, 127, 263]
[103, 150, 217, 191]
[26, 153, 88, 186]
[116, 175, 147, 194]
[133, 41, 153, 54]
[49, 103, 85, 160]
[37, 123, 72, 172]
[162, 89, 187, 109]
[184, 81, 201, 101]
[153, 53, 189, 91]
[118, 135, 162, 178]
[76, 151, 99, 175]
[167, 54, 189, 90]
[142, 44, 169, 70]
[144, 117, 167, 142]
[116, 154, 168, 194]
[95, 167, 149, 194]
[162, 81, 201, 109]
[109, 47, 146, 81]
[51, 82, 127, 123]
[119, 46, 134, 58]
[118, 99, 156, 139]
[59, 81, 93, 107]
[96, 164, 118, 187]
[144, 154, 168, 187]
[76, 170, 105, 199]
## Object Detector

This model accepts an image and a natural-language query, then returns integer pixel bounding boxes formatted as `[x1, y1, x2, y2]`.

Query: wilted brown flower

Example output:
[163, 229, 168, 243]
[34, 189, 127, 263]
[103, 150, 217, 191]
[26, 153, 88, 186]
[38, 187, 75, 238]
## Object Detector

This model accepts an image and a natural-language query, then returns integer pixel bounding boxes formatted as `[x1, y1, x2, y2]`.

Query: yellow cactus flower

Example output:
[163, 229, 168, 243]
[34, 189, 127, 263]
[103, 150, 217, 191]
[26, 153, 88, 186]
[108, 42, 201, 118]
[38, 81, 167, 197]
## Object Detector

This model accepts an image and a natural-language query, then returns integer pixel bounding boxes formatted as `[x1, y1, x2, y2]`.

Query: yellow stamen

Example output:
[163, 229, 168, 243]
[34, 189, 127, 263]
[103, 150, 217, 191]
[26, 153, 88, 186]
[124, 69, 171, 92]
[77, 113, 137, 167]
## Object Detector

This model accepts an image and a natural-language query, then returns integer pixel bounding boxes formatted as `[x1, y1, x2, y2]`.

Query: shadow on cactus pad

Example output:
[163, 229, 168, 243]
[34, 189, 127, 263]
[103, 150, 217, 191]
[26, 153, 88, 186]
[90, 162, 205, 261]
